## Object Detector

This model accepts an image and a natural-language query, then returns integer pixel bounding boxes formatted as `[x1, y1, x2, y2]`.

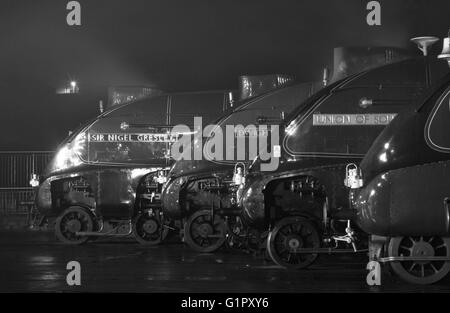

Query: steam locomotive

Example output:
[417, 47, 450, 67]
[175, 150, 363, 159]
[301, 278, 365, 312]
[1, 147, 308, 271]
[162, 77, 320, 252]
[239, 41, 449, 269]
[35, 90, 229, 244]
[161, 46, 422, 253]
[347, 34, 450, 284]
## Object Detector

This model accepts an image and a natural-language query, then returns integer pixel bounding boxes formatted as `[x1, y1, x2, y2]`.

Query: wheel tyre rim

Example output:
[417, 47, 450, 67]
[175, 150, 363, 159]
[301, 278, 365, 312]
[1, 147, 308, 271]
[389, 236, 450, 285]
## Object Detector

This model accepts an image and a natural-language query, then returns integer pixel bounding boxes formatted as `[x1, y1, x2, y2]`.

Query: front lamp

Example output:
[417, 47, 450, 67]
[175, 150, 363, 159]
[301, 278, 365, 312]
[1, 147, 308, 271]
[50, 132, 87, 173]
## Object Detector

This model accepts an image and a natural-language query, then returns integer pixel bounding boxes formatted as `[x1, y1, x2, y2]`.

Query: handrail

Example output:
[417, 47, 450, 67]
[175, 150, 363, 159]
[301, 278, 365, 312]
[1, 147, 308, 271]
[0, 151, 54, 154]
[0, 187, 34, 190]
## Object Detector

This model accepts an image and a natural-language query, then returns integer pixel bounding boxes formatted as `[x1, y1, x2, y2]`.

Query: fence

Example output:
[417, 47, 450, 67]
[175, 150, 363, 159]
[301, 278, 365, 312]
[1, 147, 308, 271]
[0, 188, 35, 215]
[0, 151, 53, 216]
[0, 151, 53, 188]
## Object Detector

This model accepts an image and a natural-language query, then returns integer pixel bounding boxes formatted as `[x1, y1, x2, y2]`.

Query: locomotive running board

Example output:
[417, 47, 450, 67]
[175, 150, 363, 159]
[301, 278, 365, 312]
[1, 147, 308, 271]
[76, 223, 133, 237]
[291, 248, 368, 254]
[75, 231, 133, 237]
[379, 256, 450, 263]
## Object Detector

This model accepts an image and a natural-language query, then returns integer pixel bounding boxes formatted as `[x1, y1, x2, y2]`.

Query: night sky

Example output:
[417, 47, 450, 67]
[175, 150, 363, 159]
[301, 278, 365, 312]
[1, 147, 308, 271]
[1, 0, 450, 150]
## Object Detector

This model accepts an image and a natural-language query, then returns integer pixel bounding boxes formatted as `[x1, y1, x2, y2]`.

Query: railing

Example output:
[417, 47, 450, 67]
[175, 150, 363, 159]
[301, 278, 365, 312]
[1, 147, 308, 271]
[0, 151, 53, 188]
[0, 151, 53, 216]
[0, 188, 35, 215]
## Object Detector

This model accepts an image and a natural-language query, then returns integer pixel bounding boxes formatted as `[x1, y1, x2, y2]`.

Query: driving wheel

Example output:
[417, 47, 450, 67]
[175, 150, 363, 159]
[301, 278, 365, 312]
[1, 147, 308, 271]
[388, 236, 450, 284]
[55, 206, 94, 245]
[133, 211, 169, 245]
[184, 210, 227, 253]
[267, 217, 320, 269]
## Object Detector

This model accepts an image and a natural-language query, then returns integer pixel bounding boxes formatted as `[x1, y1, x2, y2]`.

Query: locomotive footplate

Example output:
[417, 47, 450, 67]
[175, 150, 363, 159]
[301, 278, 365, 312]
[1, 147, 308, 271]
[277, 247, 368, 254]
[379, 256, 450, 262]
[76, 219, 133, 237]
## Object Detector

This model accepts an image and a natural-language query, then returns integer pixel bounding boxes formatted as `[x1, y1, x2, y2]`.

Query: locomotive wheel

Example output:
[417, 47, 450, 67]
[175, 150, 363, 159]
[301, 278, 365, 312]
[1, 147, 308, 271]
[388, 236, 450, 284]
[55, 206, 94, 245]
[267, 217, 320, 269]
[184, 210, 227, 253]
[133, 212, 169, 245]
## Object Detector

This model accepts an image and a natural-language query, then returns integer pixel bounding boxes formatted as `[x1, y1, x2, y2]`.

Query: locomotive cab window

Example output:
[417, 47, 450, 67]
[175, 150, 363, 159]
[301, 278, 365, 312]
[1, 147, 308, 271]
[426, 85, 450, 152]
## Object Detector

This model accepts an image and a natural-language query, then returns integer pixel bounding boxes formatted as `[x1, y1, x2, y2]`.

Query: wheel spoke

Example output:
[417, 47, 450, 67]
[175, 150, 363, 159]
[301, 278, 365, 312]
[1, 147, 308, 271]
[287, 224, 294, 234]
[430, 263, 439, 274]
[408, 262, 417, 272]
[297, 222, 303, 232]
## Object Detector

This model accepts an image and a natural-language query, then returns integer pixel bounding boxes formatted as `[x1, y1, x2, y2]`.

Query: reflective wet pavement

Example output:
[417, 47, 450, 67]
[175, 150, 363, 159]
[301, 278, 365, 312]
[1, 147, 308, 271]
[0, 230, 449, 292]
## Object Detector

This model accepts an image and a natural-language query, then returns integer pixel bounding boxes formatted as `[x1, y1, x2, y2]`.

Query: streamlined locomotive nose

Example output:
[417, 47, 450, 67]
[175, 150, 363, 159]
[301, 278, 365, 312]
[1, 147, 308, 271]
[240, 173, 270, 228]
[35, 177, 53, 215]
[353, 172, 392, 236]
[161, 176, 187, 219]
[355, 165, 450, 237]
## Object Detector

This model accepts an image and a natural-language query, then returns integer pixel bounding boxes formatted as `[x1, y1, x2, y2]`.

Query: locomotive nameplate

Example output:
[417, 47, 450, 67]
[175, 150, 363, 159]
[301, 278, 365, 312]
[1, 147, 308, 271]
[88, 133, 180, 143]
[313, 113, 397, 126]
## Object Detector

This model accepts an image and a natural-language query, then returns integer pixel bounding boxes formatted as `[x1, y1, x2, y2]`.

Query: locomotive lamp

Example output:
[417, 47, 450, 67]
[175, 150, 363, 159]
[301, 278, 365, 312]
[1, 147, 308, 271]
[410, 36, 439, 56]
[438, 30, 450, 66]
[29, 174, 40, 188]
[232, 162, 246, 204]
[156, 170, 168, 184]
[232, 162, 246, 186]
[344, 163, 363, 189]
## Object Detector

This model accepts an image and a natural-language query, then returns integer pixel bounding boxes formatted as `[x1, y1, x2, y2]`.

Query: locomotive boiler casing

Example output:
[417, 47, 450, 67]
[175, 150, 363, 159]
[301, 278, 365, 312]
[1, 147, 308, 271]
[36, 91, 228, 219]
[355, 76, 450, 236]
[241, 58, 450, 228]
[161, 81, 322, 219]
[161, 47, 415, 220]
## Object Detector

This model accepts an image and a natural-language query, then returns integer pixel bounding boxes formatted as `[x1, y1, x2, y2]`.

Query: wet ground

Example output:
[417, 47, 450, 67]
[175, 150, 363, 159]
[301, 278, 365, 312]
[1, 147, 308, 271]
[0, 230, 449, 293]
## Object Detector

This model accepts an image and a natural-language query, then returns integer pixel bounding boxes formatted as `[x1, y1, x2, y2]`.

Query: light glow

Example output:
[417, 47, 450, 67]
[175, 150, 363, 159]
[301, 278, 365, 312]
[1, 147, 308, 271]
[50, 132, 86, 173]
